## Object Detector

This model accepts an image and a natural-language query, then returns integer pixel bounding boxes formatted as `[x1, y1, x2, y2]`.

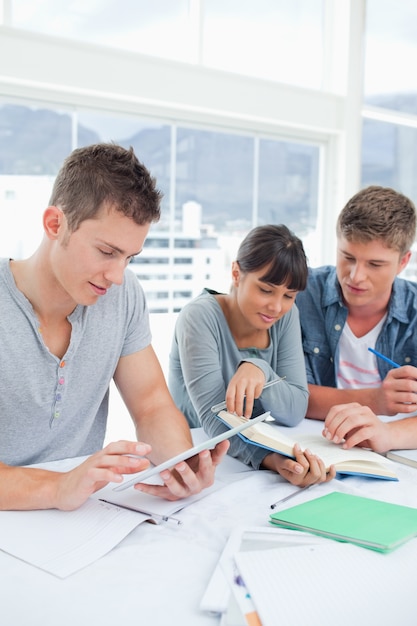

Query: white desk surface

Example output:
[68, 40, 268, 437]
[2, 419, 417, 626]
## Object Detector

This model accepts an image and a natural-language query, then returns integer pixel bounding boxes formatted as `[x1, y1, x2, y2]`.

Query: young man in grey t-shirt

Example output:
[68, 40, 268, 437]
[0, 143, 229, 511]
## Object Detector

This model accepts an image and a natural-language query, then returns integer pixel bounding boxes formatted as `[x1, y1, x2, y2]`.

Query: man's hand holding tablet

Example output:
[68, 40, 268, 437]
[113, 411, 270, 492]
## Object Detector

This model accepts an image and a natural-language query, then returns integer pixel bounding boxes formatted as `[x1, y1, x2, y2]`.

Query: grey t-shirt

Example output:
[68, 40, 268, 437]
[0, 259, 151, 465]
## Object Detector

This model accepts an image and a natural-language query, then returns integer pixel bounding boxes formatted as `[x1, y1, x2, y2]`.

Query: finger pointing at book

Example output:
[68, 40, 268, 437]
[224, 362, 267, 418]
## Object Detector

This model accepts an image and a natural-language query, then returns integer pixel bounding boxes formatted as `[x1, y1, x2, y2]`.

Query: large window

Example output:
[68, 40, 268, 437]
[258, 140, 319, 234]
[362, 0, 417, 202]
[5, 1, 416, 296]
[76, 110, 172, 226]
[362, 119, 417, 200]
[361, 0, 417, 279]
[0, 102, 70, 258]
[175, 127, 254, 233]
[0, 99, 321, 309]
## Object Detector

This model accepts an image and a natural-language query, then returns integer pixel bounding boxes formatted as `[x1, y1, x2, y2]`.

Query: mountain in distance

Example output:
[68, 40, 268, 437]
[2, 93, 417, 230]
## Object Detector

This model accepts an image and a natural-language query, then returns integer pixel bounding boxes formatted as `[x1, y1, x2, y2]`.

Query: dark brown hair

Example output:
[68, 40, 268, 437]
[236, 224, 308, 291]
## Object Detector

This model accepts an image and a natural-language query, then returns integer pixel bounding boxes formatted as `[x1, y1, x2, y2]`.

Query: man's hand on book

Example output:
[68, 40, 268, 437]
[323, 402, 392, 453]
[261, 445, 336, 487]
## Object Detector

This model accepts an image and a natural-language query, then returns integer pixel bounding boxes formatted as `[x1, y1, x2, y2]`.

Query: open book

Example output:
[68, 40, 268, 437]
[216, 411, 397, 480]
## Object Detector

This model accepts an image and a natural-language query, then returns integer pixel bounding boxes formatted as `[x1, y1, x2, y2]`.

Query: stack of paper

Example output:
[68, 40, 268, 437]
[201, 523, 417, 626]
[200, 527, 327, 625]
[233, 539, 417, 626]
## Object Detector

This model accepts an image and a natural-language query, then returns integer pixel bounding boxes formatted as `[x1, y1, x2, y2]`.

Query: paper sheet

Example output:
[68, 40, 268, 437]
[0, 440, 253, 579]
[0, 498, 146, 578]
[234, 540, 417, 626]
[200, 526, 327, 615]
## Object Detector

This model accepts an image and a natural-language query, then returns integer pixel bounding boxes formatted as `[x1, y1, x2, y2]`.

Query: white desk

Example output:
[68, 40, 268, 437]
[2, 422, 417, 626]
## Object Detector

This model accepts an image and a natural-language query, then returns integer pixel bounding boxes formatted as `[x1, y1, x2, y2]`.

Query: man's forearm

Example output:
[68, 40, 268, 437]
[306, 385, 380, 420]
[133, 405, 194, 467]
[0, 464, 60, 511]
[387, 417, 417, 450]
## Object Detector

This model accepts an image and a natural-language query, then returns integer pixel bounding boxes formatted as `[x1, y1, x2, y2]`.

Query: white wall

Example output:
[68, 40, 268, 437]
[105, 312, 178, 444]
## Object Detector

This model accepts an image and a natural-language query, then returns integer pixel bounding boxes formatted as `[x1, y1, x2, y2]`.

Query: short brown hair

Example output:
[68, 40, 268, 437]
[337, 185, 417, 255]
[49, 143, 162, 232]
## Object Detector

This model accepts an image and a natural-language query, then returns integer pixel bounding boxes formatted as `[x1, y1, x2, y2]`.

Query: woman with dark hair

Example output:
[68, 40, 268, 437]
[169, 224, 335, 487]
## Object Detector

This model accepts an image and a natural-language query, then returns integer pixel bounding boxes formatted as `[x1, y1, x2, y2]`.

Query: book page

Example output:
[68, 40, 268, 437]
[217, 412, 396, 477]
[295, 434, 394, 469]
[234, 540, 417, 626]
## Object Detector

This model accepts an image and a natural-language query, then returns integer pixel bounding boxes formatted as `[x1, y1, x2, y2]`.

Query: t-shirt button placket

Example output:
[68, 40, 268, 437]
[51, 360, 65, 427]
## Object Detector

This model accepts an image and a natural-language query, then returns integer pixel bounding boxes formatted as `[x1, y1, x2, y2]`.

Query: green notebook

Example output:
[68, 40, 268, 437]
[269, 491, 417, 553]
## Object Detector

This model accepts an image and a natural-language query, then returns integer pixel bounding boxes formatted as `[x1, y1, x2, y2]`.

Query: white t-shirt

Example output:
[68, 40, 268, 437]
[336, 315, 386, 389]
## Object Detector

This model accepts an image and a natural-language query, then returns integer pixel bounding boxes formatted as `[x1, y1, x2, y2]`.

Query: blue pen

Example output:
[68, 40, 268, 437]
[368, 347, 400, 369]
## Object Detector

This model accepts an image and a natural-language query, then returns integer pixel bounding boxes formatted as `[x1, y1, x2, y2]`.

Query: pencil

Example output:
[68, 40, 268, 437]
[270, 484, 313, 509]
[368, 347, 400, 369]
[98, 499, 182, 524]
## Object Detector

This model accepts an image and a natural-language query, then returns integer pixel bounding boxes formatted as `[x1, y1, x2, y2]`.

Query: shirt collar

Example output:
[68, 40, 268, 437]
[388, 278, 412, 324]
[322, 267, 344, 308]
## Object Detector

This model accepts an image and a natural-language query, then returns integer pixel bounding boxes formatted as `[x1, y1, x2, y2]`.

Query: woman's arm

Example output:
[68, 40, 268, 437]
[258, 305, 309, 425]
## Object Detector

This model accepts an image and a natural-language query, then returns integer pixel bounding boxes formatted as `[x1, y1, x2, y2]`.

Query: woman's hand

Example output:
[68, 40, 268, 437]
[225, 362, 266, 417]
[261, 446, 336, 487]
